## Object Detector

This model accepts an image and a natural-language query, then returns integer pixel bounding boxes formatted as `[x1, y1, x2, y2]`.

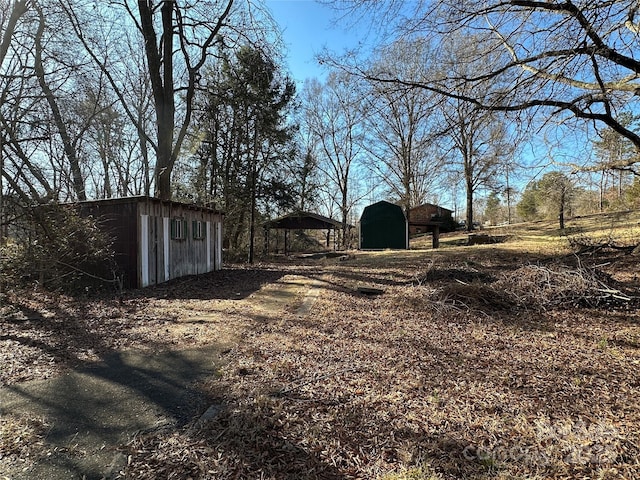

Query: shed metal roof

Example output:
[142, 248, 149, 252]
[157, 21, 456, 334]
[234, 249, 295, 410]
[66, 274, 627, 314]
[75, 195, 223, 215]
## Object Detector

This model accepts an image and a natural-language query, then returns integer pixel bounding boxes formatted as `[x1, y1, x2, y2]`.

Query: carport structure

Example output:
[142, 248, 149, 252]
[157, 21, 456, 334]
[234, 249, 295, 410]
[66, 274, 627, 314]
[264, 211, 342, 255]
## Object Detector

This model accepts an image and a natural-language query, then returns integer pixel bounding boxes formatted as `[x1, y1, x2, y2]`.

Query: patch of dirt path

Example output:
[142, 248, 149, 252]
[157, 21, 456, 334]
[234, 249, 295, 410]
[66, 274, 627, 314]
[0, 266, 323, 480]
[118, 252, 640, 480]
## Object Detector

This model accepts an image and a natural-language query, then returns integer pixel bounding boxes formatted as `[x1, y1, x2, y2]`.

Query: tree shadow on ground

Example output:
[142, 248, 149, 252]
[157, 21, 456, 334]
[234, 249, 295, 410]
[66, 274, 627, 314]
[0, 346, 225, 480]
[129, 266, 290, 300]
[0, 264, 307, 384]
[117, 347, 493, 479]
[0, 292, 174, 385]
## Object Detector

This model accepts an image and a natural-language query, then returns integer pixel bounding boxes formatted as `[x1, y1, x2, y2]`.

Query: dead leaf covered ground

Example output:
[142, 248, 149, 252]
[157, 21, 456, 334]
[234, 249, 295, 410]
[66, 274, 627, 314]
[2, 244, 640, 479]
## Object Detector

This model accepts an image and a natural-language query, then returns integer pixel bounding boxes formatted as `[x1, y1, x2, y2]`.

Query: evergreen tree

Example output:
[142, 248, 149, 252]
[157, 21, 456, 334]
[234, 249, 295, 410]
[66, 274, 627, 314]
[484, 192, 501, 226]
[516, 182, 540, 221]
[190, 45, 297, 260]
[592, 112, 638, 210]
[538, 172, 573, 230]
[517, 172, 574, 229]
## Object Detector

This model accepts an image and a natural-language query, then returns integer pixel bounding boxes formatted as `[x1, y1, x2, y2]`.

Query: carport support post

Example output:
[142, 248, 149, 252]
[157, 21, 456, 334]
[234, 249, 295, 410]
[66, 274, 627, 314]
[432, 225, 440, 249]
[284, 229, 289, 256]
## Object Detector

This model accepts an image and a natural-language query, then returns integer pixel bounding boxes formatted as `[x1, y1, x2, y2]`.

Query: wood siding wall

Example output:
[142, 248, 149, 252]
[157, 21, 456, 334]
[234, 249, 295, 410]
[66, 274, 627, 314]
[78, 201, 139, 288]
[137, 198, 223, 287]
[79, 197, 223, 288]
[409, 204, 452, 224]
[408, 204, 453, 235]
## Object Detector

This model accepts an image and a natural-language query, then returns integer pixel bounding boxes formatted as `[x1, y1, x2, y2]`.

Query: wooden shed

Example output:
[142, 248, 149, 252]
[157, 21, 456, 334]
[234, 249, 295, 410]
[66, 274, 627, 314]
[78, 196, 223, 288]
[359, 201, 408, 249]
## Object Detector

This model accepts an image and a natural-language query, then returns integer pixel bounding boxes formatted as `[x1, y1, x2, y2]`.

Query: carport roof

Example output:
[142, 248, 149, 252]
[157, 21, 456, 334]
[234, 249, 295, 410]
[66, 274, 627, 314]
[266, 212, 342, 230]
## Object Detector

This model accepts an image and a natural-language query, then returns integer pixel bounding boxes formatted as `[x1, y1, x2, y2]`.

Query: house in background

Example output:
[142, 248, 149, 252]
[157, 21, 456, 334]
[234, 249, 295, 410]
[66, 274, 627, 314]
[359, 200, 408, 249]
[78, 196, 223, 288]
[408, 203, 455, 236]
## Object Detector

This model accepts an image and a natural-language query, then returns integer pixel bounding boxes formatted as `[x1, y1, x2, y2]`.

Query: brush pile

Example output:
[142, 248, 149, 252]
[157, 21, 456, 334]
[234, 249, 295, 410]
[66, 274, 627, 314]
[425, 261, 634, 313]
[496, 263, 632, 309]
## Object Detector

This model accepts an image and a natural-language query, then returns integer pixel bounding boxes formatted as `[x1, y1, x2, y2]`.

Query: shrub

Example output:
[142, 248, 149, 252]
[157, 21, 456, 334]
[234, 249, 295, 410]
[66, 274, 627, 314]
[1, 202, 118, 293]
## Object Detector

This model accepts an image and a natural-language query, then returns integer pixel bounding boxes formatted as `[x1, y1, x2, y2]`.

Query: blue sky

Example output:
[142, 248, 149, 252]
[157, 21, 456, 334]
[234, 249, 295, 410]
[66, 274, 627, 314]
[265, 0, 367, 84]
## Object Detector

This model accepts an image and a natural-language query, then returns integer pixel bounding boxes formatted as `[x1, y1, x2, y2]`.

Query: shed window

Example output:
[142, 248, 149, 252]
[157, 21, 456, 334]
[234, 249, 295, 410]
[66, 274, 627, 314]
[171, 218, 187, 240]
[192, 220, 206, 240]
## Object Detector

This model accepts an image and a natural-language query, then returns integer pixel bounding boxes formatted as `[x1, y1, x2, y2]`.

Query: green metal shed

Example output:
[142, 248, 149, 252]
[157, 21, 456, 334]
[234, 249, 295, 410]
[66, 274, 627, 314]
[359, 201, 408, 249]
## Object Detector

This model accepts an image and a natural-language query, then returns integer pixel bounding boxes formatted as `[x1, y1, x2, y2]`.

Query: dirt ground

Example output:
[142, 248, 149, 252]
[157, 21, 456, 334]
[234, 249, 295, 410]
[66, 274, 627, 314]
[2, 243, 640, 479]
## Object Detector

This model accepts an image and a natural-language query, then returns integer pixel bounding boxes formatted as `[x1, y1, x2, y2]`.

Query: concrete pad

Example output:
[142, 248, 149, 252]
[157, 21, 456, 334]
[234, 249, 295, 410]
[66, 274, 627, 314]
[0, 346, 224, 480]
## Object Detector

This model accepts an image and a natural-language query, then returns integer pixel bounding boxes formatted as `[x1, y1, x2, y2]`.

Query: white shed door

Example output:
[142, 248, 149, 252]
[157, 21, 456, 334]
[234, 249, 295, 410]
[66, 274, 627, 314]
[206, 221, 211, 271]
[140, 214, 149, 287]
[163, 217, 170, 281]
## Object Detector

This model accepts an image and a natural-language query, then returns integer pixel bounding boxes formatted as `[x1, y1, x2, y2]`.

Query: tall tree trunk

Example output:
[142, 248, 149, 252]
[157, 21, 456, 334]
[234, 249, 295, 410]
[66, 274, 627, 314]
[341, 185, 349, 250]
[600, 170, 605, 212]
[248, 117, 261, 264]
[505, 168, 512, 224]
[0, 1, 29, 65]
[34, 8, 86, 201]
[0, 0, 30, 246]
[559, 190, 566, 230]
[466, 181, 473, 232]
[139, 0, 175, 200]
[154, 113, 175, 200]
[618, 170, 623, 200]
[248, 160, 257, 264]
[101, 155, 112, 198]
[403, 165, 411, 248]
[0, 133, 4, 246]
[463, 146, 474, 232]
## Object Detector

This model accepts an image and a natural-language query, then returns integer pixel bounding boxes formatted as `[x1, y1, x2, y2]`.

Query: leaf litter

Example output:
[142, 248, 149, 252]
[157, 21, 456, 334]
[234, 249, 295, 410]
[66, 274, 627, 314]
[2, 252, 640, 479]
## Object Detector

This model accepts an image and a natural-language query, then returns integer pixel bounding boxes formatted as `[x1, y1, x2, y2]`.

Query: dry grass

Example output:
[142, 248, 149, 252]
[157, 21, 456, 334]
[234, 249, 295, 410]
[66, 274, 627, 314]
[3, 214, 640, 479]
[416, 210, 640, 256]
[117, 247, 640, 479]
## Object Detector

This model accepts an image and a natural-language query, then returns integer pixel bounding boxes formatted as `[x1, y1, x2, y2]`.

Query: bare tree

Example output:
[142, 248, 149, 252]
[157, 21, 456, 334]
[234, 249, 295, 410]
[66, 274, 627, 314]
[63, 0, 237, 200]
[363, 38, 442, 221]
[1, 0, 94, 202]
[33, 5, 87, 200]
[1, 0, 31, 241]
[302, 72, 366, 248]
[0, 1, 30, 66]
[439, 95, 513, 230]
[432, 35, 517, 231]
[330, 1, 640, 172]
[3, 0, 282, 208]
[591, 112, 637, 209]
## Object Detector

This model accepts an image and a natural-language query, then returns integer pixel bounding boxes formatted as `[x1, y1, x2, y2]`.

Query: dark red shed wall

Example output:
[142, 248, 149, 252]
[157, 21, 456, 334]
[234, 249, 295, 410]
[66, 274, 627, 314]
[78, 200, 139, 288]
